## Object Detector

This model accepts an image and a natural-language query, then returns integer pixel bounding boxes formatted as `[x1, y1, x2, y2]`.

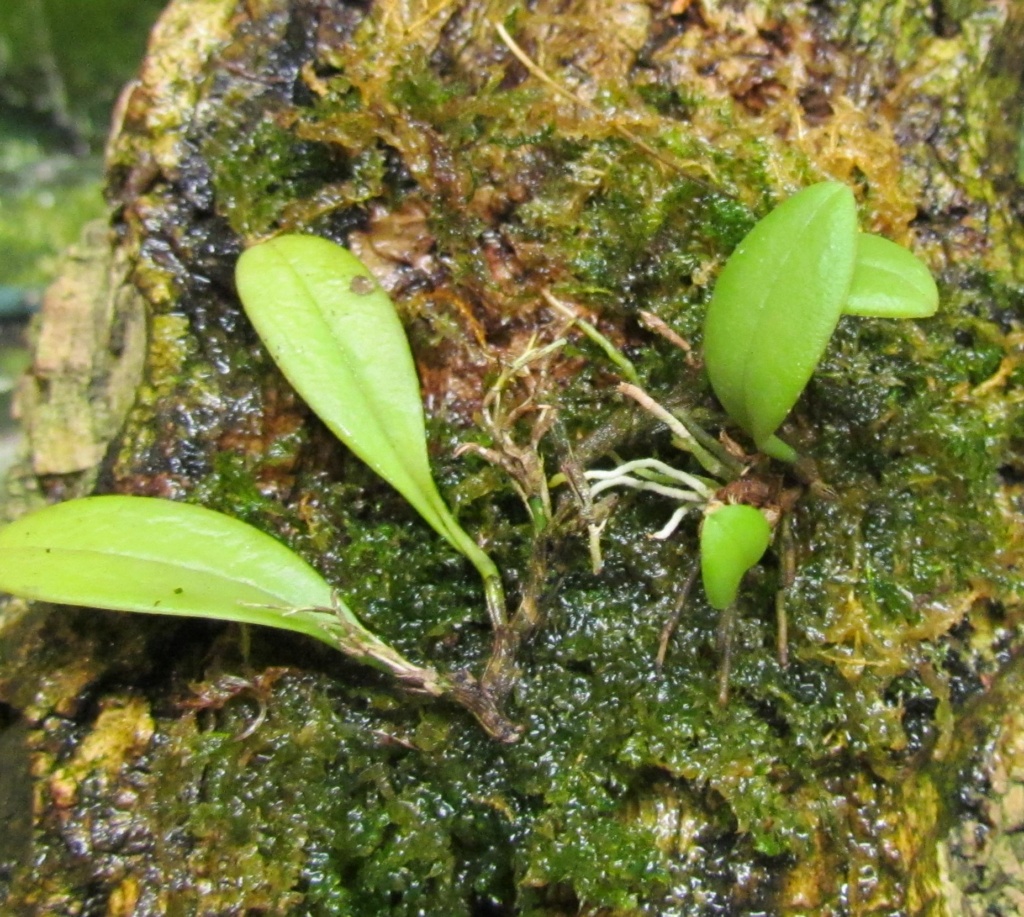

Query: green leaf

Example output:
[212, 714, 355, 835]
[700, 504, 772, 610]
[235, 235, 501, 593]
[0, 495, 347, 646]
[844, 232, 939, 318]
[0, 495, 523, 739]
[703, 182, 858, 459]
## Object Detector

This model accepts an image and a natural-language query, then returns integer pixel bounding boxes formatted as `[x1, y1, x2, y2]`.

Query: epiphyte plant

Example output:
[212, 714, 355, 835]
[703, 181, 939, 461]
[0, 497, 411, 669]
[698, 501, 773, 702]
[235, 235, 507, 634]
[0, 495, 515, 739]
[0, 236, 518, 740]
[579, 181, 939, 685]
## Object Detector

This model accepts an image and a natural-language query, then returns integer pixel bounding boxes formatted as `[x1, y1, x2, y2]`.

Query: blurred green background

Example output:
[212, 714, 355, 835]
[0, 0, 166, 467]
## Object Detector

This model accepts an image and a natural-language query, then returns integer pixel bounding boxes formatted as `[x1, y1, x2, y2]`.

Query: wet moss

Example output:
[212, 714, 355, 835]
[205, 112, 347, 239]
[3, 0, 1024, 912]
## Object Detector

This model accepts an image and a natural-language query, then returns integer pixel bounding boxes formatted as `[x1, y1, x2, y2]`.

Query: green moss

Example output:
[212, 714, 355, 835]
[8, 0, 1024, 912]
[175, 0, 1024, 895]
[205, 114, 347, 238]
[142, 673, 519, 916]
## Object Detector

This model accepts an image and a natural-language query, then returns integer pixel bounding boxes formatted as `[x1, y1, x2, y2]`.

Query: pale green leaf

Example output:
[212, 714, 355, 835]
[703, 182, 858, 456]
[0, 495, 345, 647]
[844, 232, 939, 318]
[700, 504, 772, 610]
[235, 235, 498, 586]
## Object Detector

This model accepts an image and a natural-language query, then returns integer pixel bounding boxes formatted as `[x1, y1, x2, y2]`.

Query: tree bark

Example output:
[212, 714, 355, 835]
[1, 1, 1023, 914]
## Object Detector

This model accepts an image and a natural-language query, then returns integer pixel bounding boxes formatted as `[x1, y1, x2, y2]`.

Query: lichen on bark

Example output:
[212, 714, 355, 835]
[1, 0, 1023, 914]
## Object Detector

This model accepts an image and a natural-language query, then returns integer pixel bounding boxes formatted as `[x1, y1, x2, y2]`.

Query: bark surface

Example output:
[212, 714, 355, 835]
[1, 1, 1023, 914]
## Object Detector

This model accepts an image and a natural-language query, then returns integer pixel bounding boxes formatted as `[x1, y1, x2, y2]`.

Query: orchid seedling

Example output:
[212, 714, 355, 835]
[235, 235, 508, 633]
[0, 236, 518, 740]
[0, 496, 414, 666]
[703, 181, 938, 461]
[0, 495, 515, 739]
[575, 181, 938, 694]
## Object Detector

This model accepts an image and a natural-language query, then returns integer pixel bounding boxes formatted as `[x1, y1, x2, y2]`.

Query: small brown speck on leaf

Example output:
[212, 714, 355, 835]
[350, 275, 374, 295]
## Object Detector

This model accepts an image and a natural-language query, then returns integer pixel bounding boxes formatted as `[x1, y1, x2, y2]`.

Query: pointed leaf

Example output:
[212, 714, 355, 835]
[700, 504, 772, 610]
[703, 182, 858, 454]
[845, 232, 939, 318]
[235, 235, 494, 579]
[0, 496, 346, 646]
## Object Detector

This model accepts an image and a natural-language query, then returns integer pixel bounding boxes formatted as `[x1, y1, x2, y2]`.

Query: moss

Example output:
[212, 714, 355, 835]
[137, 673, 520, 916]
[4, 0, 1024, 912]
[204, 113, 348, 238]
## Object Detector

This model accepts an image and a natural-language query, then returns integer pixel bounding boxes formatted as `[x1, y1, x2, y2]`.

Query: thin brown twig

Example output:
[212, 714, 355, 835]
[656, 559, 701, 669]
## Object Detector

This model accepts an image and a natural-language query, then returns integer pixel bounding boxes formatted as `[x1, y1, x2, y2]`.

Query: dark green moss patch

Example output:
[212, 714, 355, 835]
[5, 0, 1023, 912]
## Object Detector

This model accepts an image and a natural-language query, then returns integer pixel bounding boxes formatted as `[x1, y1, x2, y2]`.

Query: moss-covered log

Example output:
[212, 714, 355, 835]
[1, 0, 1023, 913]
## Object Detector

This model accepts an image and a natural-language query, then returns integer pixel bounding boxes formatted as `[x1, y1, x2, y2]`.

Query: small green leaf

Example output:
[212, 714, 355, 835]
[844, 232, 939, 318]
[703, 182, 938, 461]
[0, 495, 347, 645]
[700, 504, 772, 610]
[236, 236, 443, 533]
[703, 182, 858, 459]
[235, 235, 502, 598]
[0, 496, 521, 739]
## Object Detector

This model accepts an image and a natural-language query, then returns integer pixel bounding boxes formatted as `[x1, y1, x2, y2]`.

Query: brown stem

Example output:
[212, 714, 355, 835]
[437, 670, 523, 744]
[331, 611, 521, 741]
[656, 559, 701, 670]
[481, 534, 548, 705]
